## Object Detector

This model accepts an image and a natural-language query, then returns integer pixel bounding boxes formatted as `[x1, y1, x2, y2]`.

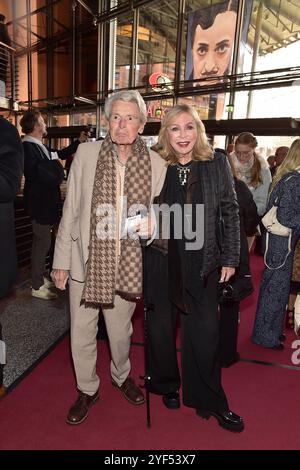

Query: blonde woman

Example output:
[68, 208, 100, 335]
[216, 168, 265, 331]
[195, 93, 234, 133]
[146, 104, 244, 432]
[252, 139, 300, 349]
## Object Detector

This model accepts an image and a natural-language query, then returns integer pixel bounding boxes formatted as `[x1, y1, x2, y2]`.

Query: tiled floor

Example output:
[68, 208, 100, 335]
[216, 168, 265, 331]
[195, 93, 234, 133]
[0, 281, 69, 389]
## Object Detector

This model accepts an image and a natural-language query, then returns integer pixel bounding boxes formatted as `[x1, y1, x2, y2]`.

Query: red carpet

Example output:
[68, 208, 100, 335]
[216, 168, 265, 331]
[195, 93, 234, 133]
[236, 252, 299, 365]
[132, 252, 299, 366]
[0, 336, 300, 450]
[1, 252, 300, 450]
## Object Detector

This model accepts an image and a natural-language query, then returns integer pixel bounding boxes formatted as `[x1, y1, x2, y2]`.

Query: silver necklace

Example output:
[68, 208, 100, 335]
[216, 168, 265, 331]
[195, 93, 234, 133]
[176, 161, 192, 186]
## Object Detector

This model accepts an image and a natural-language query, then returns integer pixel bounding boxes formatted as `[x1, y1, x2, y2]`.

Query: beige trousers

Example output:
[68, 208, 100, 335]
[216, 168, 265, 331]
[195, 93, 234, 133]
[69, 279, 136, 395]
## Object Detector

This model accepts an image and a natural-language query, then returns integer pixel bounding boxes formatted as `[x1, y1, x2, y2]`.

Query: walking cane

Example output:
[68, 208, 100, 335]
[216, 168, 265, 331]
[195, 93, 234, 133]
[140, 240, 151, 428]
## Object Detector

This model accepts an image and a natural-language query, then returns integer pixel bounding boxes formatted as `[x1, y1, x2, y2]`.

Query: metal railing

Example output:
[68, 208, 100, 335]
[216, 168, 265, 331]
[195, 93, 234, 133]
[14, 188, 65, 270]
[0, 41, 17, 107]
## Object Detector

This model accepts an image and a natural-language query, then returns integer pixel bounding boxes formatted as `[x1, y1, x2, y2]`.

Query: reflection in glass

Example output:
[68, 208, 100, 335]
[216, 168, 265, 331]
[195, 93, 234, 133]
[136, 0, 178, 89]
[145, 98, 174, 122]
[115, 14, 133, 89]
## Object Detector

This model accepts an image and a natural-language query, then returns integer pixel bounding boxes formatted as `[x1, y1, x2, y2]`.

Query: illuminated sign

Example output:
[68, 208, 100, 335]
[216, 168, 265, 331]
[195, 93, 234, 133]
[149, 72, 172, 92]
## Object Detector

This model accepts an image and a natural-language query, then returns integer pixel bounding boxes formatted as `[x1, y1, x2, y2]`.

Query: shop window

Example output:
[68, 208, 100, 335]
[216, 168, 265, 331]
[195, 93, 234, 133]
[145, 98, 174, 122]
[114, 13, 134, 89]
[136, 0, 178, 89]
[75, 30, 98, 96]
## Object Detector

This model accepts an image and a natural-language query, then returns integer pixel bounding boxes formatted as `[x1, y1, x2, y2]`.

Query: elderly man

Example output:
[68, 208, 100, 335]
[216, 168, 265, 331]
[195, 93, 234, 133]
[274, 146, 289, 169]
[51, 90, 167, 425]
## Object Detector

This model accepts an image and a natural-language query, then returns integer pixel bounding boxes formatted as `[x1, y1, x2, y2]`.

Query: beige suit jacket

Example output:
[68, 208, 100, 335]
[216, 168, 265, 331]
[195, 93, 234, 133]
[52, 140, 167, 281]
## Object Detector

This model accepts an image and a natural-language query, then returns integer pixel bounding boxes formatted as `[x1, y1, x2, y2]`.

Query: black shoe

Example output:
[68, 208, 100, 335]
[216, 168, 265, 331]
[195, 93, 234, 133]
[196, 409, 244, 433]
[162, 392, 180, 409]
[253, 339, 285, 350]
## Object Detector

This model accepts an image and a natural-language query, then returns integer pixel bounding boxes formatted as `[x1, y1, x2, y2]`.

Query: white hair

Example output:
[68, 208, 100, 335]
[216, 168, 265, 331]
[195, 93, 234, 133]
[104, 90, 147, 124]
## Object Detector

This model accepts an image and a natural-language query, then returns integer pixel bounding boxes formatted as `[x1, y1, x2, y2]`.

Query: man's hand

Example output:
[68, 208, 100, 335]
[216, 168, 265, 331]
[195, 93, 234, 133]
[136, 215, 155, 239]
[219, 267, 235, 283]
[51, 269, 69, 290]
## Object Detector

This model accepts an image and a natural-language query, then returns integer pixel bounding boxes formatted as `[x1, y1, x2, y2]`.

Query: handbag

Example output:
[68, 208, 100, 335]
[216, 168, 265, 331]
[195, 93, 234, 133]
[218, 274, 254, 304]
[294, 294, 300, 337]
[261, 203, 291, 237]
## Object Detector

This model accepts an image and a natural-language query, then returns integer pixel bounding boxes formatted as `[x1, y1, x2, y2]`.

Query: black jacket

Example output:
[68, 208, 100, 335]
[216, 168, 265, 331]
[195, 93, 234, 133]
[234, 178, 260, 277]
[0, 117, 24, 297]
[23, 140, 80, 225]
[154, 150, 240, 311]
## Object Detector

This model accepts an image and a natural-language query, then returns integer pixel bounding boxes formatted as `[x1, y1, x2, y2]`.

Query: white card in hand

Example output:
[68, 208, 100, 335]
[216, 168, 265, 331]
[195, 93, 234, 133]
[0, 340, 6, 365]
[51, 151, 59, 160]
[124, 214, 141, 235]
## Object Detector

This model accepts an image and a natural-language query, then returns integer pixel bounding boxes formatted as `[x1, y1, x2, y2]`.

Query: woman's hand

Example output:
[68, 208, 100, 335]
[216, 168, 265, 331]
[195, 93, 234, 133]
[51, 269, 69, 290]
[219, 267, 235, 283]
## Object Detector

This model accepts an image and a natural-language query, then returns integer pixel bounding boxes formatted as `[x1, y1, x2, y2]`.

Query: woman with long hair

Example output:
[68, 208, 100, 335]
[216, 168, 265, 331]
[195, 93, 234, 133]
[252, 139, 300, 349]
[146, 104, 244, 432]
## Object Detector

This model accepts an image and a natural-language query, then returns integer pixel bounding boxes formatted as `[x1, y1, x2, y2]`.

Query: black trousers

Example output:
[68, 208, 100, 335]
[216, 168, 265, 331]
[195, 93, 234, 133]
[146, 248, 181, 395]
[31, 221, 52, 289]
[0, 321, 3, 388]
[219, 301, 240, 367]
[146, 248, 228, 412]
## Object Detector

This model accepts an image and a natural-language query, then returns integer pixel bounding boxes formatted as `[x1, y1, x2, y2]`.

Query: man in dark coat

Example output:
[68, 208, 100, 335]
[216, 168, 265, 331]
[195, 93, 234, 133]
[0, 117, 24, 297]
[0, 14, 12, 90]
[0, 116, 24, 393]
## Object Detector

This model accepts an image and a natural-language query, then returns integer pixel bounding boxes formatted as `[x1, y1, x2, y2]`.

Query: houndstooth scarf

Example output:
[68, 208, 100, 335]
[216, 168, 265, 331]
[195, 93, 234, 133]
[82, 134, 152, 306]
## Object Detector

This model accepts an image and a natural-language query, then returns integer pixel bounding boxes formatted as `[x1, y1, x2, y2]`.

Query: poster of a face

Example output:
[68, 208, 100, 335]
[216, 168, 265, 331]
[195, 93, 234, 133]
[185, 0, 238, 84]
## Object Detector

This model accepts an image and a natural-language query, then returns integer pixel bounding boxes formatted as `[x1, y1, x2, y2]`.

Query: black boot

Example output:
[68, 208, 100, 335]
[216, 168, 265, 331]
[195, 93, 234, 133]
[196, 409, 244, 433]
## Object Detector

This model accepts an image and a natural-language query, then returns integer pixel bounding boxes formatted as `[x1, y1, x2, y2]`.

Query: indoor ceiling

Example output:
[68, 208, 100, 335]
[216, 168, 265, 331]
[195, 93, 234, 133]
[16, 1, 300, 58]
[116, 0, 300, 59]
[249, 0, 300, 55]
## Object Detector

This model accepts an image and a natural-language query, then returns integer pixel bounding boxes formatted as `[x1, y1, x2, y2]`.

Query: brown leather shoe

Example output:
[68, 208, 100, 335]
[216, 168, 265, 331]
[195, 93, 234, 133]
[66, 390, 99, 425]
[112, 377, 145, 405]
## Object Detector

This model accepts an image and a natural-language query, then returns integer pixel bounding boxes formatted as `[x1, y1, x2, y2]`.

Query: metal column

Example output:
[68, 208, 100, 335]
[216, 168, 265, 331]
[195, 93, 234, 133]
[227, 0, 246, 121]
[46, 0, 54, 102]
[96, 0, 106, 138]
[246, 1, 263, 118]
[174, 0, 186, 104]
[130, 7, 139, 88]
[26, 0, 32, 107]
